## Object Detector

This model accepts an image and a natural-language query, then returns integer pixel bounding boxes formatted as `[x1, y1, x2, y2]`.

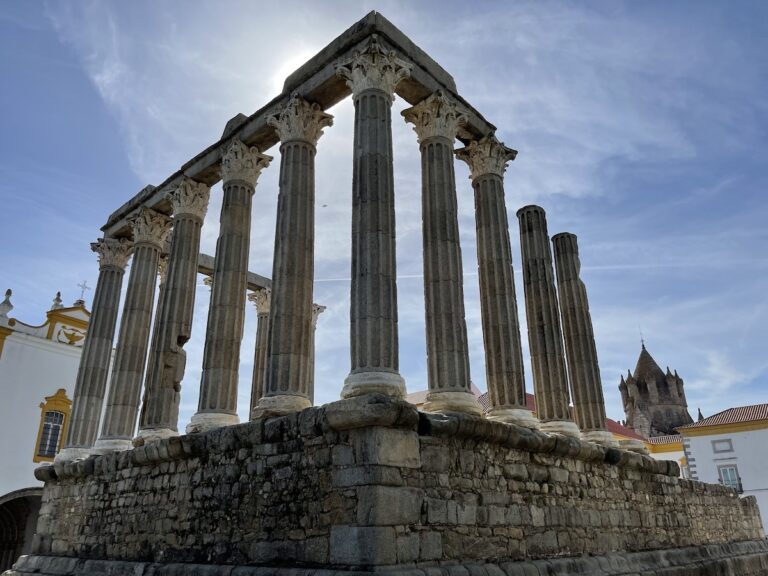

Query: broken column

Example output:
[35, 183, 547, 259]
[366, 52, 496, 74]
[516, 205, 579, 437]
[55, 238, 133, 462]
[403, 91, 481, 416]
[456, 135, 538, 428]
[552, 232, 615, 446]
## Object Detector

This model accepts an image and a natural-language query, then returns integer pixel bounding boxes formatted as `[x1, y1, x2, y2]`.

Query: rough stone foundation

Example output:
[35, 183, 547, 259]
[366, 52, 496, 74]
[7, 395, 767, 575]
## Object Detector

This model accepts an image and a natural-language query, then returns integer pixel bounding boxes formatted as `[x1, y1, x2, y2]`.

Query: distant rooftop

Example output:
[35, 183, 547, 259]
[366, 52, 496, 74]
[678, 404, 768, 430]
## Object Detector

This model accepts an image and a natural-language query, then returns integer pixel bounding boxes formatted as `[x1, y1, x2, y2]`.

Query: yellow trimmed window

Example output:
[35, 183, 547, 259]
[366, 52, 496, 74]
[33, 389, 71, 463]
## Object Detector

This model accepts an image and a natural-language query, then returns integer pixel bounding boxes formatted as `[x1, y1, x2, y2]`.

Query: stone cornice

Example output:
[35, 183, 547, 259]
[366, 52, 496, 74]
[335, 35, 411, 101]
[402, 90, 467, 144]
[128, 207, 172, 248]
[91, 238, 133, 271]
[220, 140, 272, 187]
[268, 95, 334, 147]
[455, 134, 517, 180]
[248, 288, 271, 315]
[168, 178, 210, 221]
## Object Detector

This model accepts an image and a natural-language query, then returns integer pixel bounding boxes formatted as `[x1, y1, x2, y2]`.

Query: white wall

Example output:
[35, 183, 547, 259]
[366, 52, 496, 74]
[684, 428, 768, 531]
[0, 333, 81, 497]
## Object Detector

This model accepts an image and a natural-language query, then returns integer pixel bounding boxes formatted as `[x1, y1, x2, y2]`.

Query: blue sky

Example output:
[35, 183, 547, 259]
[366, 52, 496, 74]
[1, 1, 766, 428]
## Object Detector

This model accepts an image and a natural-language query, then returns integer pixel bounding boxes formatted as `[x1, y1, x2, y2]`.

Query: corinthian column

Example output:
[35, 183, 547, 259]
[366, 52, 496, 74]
[402, 91, 482, 416]
[56, 238, 132, 462]
[308, 303, 326, 404]
[552, 233, 615, 446]
[455, 135, 538, 428]
[189, 141, 272, 433]
[137, 178, 210, 443]
[254, 96, 333, 417]
[95, 208, 171, 452]
[517, 206, 579, 437]
[248, 287, 270, 420]
[336, 36, 410, 399]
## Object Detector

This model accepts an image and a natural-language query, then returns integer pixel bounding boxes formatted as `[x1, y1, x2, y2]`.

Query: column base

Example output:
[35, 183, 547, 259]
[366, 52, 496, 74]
[619, 438, 650, 455]
[341, 370, 406, 399]
[91, 438, 134, 454]
[422, 390, 483, 416]
[582, 429, 618, 447]
[186, 412, 240, 434]
[487, 407, 540, 429]
[53, 447, 93, 463]
[540, 420, 581, 438]
[251, 394, 312, 418]
[133, 427, 178, 447]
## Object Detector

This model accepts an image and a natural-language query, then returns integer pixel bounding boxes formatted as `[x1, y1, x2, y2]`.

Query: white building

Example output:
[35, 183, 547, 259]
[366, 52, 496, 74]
[0, 289, 90, 570]
[678, 404, 768, 531]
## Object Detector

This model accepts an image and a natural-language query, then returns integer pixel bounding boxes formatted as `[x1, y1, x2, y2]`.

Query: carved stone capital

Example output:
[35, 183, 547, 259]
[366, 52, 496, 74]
[91, 238, 133, 270]
[402, 90, 467, 143]
[248, 288, 271, 315]
[129, 207, 172, 248]
[312, 303, 327, 327]
[268, 95, 334, 146]
[455, 134, 518, 180]
[336, 36, 411, 101]
[157, 254, 169, 284]
[168, 178, 210, 220]
[220, 140, 272, 187]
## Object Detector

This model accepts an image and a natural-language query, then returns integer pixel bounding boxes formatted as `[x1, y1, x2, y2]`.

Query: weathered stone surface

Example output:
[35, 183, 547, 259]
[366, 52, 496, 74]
[329, 526, 396, 566]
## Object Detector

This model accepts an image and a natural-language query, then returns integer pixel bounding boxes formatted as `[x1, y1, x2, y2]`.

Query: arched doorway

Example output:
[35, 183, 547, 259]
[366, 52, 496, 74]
[0, 488, 42, 572]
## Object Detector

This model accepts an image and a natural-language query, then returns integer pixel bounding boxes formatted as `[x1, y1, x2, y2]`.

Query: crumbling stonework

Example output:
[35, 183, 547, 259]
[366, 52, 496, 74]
[12, 395, 766, 575]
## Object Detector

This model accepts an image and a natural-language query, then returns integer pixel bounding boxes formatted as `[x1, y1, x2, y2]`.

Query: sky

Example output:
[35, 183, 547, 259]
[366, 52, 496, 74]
[1, 0, 766, 429]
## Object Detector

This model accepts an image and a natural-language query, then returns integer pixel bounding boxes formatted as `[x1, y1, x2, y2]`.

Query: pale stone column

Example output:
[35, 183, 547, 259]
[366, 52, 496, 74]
[308, 303, 326, 404]
[247, 287, 271, 420]
[402, 91, 482, 416]
[254, 96, 333, 417]
[95, 208, 171, 452]
[455, 135, 538, 428]
[552, 233, 615, 446]
[56, 238, 132, 462]
[517, 205, 580, 437]
[336, 37, 410, 399]
[189, 141, 272, 433]
[137, 178, 210, 443]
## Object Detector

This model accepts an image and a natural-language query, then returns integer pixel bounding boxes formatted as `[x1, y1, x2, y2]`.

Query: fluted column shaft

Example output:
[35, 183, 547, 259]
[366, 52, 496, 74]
[308, 303, 326, 404]
[56, 239, 132, 462]
[96, 209, 170, 451]
[517, 205, 579, 437]
[248, 288, 270, 420]
[553, 233, 614, 445]
[138, 179, 210, 442]
[256, 96, 333, 417]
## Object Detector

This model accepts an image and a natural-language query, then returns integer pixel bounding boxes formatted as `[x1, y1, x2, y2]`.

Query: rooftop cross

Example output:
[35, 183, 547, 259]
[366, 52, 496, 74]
[77, 280, 91, 301]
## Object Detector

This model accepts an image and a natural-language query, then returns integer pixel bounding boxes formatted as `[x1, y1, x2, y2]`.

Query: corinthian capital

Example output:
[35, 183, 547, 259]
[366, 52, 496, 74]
[268, 95, 334, 146]
[129, 207, 172, 248]
[336, 36, 412, 101]
[402, 91, 467, 144]
[169, 177, 210, 220]
[455, 134, 518, 180]
[91, 237, 133, 270]
[221, 139, 272, 187]
[247, 287, 271, 315]
[312, 303, 327, 328]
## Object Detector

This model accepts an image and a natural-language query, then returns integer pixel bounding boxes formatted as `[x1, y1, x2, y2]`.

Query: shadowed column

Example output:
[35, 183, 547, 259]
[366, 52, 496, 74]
[308, 303, 326, 404]
[95, 208, 171, 452]
[254, 96, 333, 417]
[55, 238, 133, 462]
[336, 36, 410, 399]
[136, 178, 210, 444]
[552, 232, 615, 446]
[456, 135, 538, 428]
[189, 140, 271, 433]
[517, 205, 579, 437]
[403, 91, 482, 416]
[248, 287, 270, 420]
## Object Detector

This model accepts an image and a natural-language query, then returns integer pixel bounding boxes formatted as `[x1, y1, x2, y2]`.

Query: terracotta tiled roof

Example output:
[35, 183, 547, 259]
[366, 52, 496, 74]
[647, 434, 683, 445]
[677, 404, 768, 430]
[605, 418, 647, 441]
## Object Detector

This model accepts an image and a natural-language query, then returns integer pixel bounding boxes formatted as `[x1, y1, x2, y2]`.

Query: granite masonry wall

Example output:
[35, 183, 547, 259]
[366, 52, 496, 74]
[15, 395, 768, 575]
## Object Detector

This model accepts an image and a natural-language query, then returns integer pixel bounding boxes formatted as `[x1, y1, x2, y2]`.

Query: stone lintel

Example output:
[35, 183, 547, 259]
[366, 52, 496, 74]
[100, 12, 495, 238]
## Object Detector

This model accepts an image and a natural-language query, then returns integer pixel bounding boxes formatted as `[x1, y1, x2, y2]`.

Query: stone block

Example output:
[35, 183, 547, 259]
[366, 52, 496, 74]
[421, 442, 451, 472]
[356, 486, 424, 525]
[331, 465, 403, 487]
[329, 526, 397, 565]
[351, 427, 420, 468]
[397, 533, 420, 563]
[420, 531, 443, 561]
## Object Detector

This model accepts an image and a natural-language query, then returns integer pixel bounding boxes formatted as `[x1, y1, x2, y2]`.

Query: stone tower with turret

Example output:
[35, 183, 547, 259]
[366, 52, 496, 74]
[619, 343, 693, 437]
